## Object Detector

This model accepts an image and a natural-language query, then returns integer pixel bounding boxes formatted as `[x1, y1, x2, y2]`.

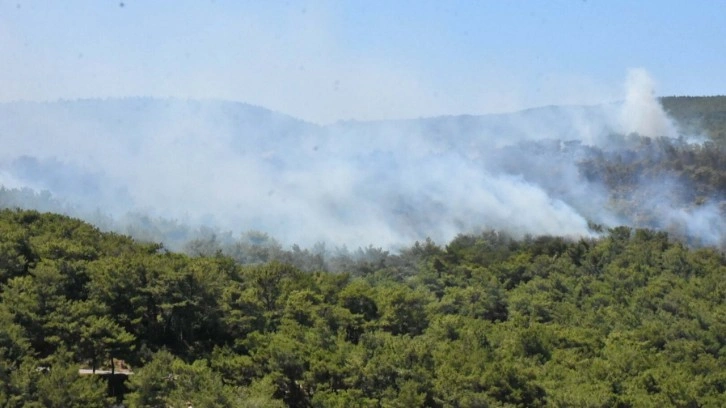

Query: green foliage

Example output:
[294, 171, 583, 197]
[125, 350, 246, 408]
[0, 209, 724, 406]
[1, 354, 110, 408]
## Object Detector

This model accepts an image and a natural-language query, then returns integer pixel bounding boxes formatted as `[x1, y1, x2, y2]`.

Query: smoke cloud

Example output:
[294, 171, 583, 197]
[620, 68, 677, 138]
[0, 70, 723, 250]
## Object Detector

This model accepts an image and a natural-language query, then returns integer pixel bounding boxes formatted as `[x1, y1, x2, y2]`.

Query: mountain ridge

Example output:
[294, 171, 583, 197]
[0, 95, 724, 250]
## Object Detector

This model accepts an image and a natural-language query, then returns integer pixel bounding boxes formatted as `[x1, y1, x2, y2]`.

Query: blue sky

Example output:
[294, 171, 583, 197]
[1, 0, 724, 123]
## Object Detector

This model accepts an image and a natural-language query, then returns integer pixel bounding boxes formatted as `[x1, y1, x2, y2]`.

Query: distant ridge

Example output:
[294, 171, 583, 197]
[660, 96, 726, 144]
[0, 95, 723, 250]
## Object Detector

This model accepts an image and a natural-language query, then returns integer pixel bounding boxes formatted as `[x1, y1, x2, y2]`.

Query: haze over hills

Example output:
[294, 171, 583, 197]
[0, 83, 724, 251]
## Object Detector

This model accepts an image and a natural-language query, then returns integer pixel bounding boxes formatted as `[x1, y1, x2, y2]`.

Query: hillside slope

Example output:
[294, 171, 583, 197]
[0, 209, 724, 406]
[661, 96, 726, 145]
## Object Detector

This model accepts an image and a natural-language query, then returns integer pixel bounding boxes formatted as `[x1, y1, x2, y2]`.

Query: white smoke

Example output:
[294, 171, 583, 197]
[619, 68, 677, 138]
[0, 70, 722, 250]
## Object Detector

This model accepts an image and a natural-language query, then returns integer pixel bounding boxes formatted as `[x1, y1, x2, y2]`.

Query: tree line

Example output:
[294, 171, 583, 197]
[0, 209, 724, 407]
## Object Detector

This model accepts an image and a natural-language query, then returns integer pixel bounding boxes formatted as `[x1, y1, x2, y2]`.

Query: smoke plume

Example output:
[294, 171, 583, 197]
[0, 70, 723, 250]
[620, 68, 677, 138]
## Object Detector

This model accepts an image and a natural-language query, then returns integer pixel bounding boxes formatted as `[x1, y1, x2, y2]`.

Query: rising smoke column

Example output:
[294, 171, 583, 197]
[619, 68, 677, 138]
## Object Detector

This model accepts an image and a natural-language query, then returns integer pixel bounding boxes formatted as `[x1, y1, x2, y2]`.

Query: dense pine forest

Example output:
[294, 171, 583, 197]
[0, 209, 724, 407]
[3, 0, 726, 405]
[0, 96, 725, 407]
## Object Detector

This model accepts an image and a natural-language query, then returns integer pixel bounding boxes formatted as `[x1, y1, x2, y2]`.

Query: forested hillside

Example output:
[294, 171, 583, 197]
[1, 97, 724, 406]
[0, 210, 723, 407]
[661, 96, 726, 146]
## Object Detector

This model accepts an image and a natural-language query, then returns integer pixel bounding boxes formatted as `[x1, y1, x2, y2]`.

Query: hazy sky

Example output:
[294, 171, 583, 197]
[1, 0, 724, 123]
